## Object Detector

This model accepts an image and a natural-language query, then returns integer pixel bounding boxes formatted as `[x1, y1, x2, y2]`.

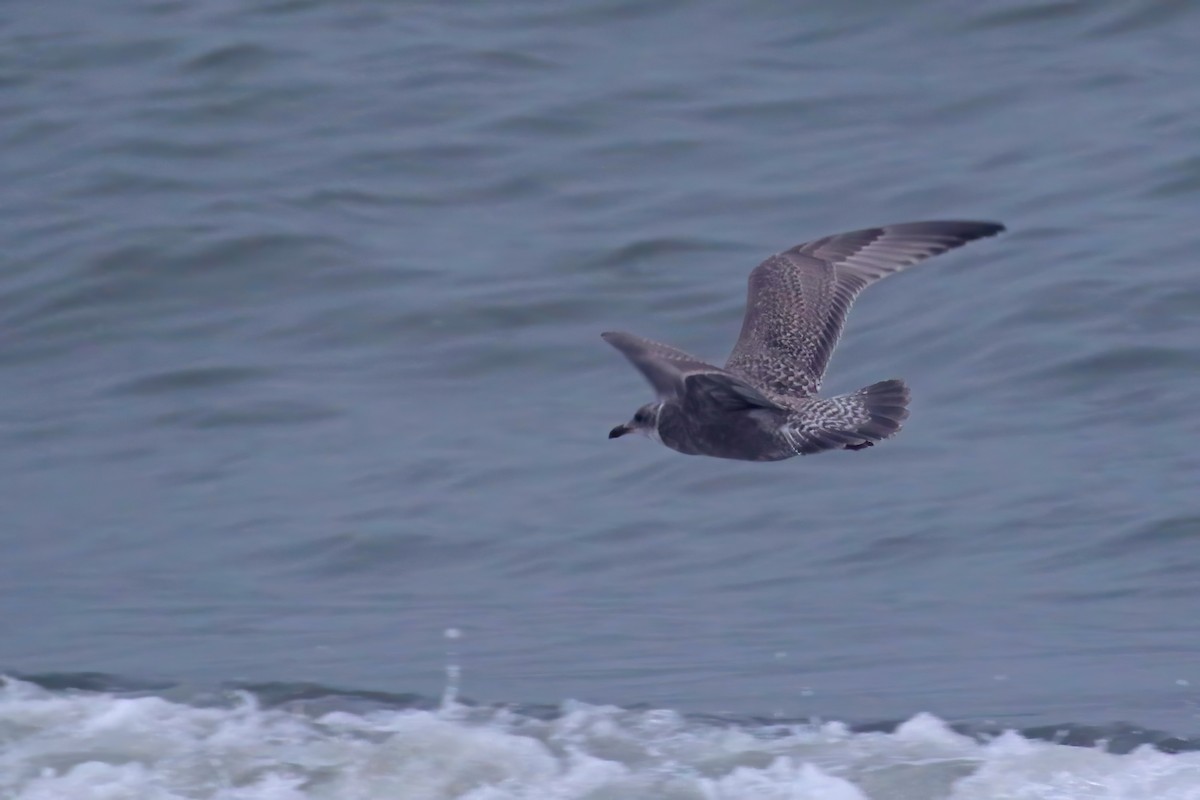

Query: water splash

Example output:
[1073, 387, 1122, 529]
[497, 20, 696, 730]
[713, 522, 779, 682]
[439, 626, 463, 712]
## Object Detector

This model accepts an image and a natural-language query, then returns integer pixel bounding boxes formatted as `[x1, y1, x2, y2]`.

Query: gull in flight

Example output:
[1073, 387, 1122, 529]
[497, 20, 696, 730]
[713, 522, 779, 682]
[604, 220, 1005, 461]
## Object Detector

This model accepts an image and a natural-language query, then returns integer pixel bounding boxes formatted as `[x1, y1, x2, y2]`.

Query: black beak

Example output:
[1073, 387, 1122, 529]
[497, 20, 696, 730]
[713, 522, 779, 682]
[609, 424, 631, 439]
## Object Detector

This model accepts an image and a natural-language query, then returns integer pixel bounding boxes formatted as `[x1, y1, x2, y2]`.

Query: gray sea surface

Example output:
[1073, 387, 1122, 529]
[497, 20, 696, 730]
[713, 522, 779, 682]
[2, 0, 1199, 758]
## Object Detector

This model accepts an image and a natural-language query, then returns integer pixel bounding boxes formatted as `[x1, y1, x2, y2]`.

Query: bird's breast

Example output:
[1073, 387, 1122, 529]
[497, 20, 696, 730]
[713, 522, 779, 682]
[656, 404, 793, 461]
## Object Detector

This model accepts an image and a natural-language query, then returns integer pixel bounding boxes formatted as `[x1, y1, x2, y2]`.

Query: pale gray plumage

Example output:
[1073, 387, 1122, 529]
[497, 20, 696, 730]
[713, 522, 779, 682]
[604, 220, 1005, 461]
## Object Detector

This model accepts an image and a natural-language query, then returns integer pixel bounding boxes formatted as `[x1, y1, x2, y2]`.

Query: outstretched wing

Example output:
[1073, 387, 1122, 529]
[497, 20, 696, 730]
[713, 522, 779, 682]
[724, 220, 1004, 397]
[603, 331, 739, 400]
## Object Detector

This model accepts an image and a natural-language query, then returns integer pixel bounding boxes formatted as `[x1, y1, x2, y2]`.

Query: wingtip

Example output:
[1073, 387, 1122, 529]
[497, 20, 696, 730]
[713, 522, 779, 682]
[933, 219, 1006, 235]
[921, 219, 1007, 244]
[961, 220, 1006, 238]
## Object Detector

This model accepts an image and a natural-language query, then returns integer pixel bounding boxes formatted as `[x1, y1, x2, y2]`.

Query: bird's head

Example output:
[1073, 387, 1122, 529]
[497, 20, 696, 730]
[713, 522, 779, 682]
[609, 402, 661, 440]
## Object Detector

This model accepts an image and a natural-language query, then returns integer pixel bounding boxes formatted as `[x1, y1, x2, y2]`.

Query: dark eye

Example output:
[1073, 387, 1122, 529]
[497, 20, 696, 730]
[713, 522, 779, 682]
[634, 410, 648, 423]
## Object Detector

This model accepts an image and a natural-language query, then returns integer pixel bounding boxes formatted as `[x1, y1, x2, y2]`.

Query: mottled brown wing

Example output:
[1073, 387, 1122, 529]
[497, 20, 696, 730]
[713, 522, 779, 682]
[724, 221, 1004, 397]
[601, 331, 727, 399]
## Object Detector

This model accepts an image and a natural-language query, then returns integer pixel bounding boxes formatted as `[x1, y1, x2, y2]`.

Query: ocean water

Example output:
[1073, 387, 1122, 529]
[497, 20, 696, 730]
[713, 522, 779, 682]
[3, 0, 1200, 797]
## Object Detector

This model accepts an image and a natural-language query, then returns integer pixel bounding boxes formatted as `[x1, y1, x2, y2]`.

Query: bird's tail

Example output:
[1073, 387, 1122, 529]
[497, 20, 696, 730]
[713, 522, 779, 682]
[836, 378, 911, 446]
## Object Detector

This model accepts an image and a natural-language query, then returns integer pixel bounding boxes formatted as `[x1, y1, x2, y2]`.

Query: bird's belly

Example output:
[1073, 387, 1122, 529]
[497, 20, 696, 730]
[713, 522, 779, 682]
[658, 407, 794, 462]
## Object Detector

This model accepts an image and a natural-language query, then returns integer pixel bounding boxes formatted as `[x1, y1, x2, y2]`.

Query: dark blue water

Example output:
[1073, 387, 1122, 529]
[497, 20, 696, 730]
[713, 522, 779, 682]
[2, 1, 1200, 796]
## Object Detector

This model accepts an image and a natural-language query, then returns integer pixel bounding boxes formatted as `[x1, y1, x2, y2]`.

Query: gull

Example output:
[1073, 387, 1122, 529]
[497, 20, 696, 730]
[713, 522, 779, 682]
[604, 220, 1004, 461]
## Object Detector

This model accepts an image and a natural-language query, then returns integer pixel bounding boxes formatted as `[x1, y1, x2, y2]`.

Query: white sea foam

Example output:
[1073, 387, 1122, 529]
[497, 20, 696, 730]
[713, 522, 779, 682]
[1, 677, 1198, 800]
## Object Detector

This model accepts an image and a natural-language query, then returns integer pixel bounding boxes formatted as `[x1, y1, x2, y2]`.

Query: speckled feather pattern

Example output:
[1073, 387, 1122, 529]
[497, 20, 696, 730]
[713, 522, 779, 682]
[604, 221, 1004, 460]
[725, 221, 1006, 398]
